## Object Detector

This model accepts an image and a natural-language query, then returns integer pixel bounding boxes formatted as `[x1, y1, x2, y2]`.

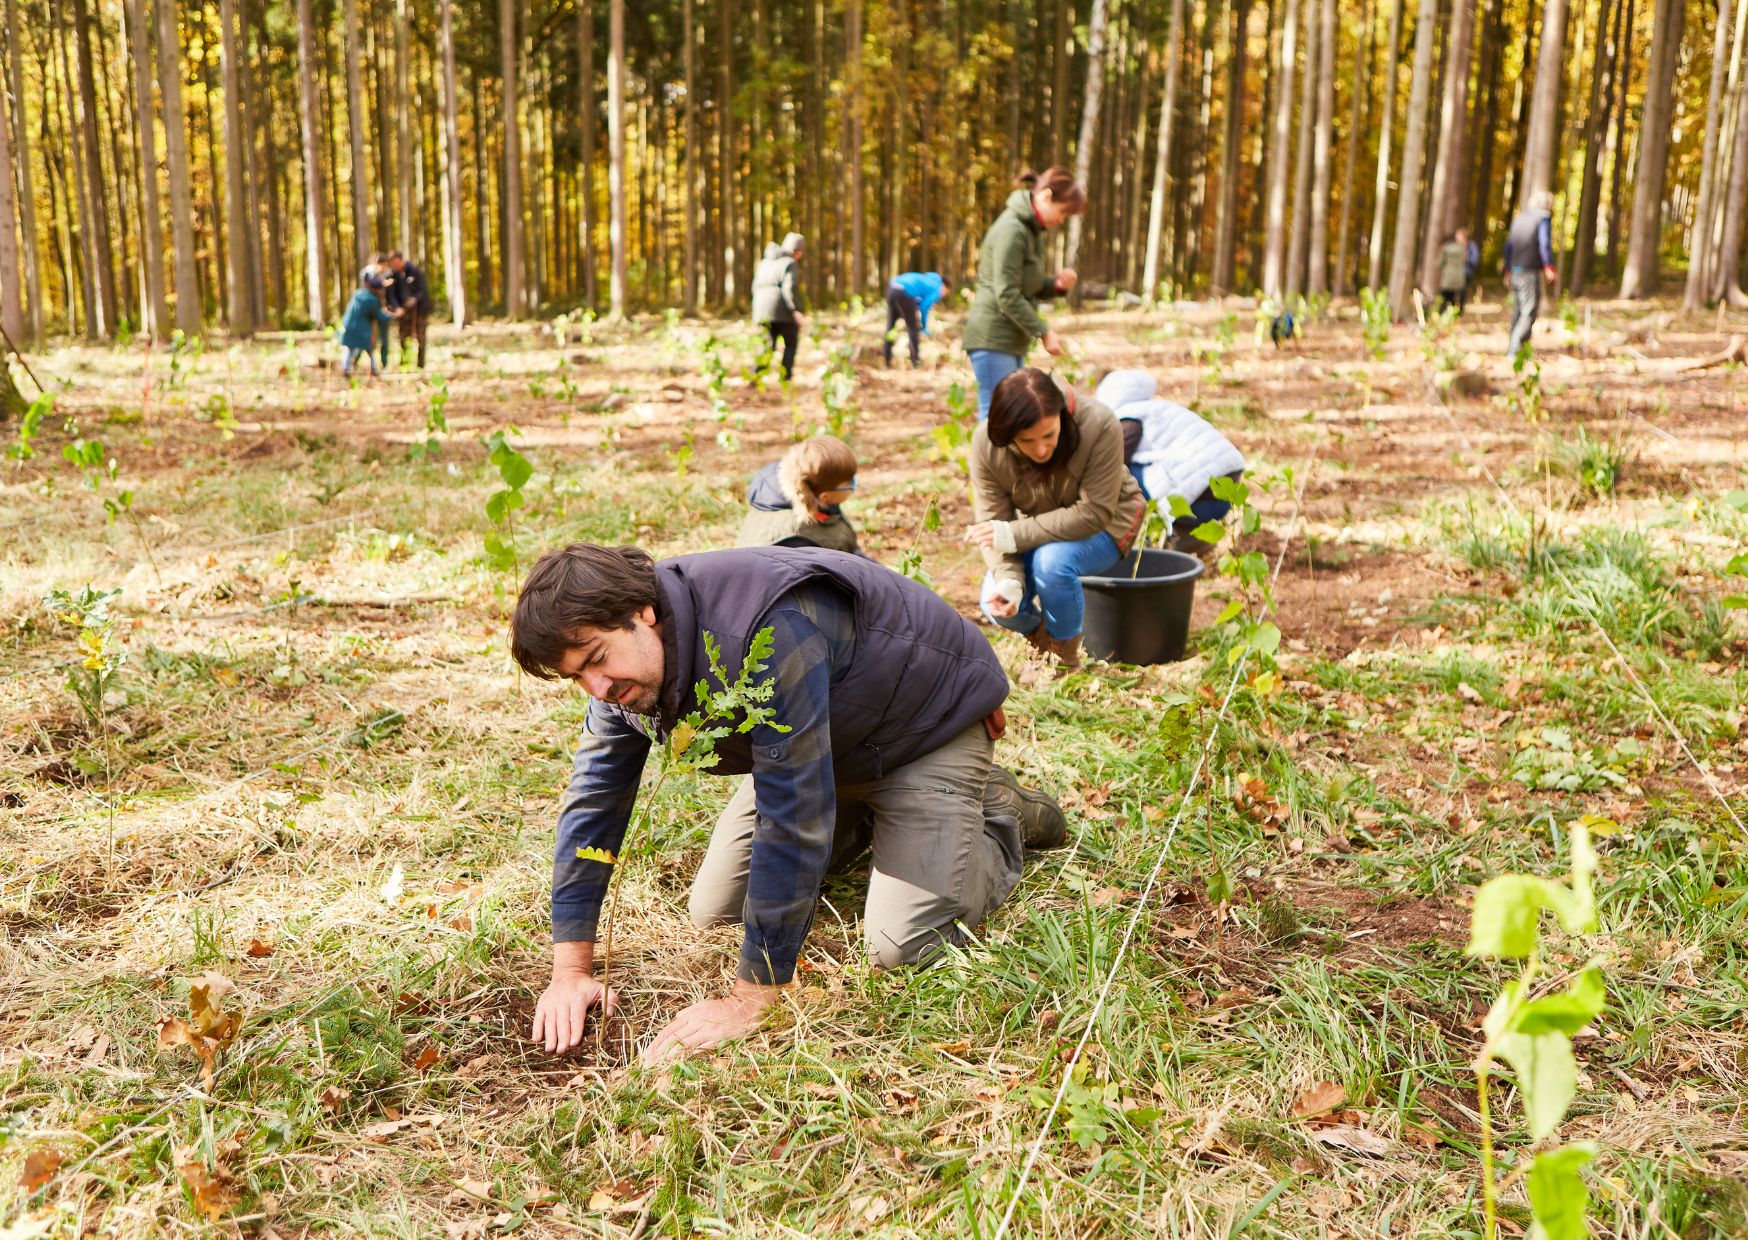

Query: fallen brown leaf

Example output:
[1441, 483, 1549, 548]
[1290, 1079, 1348, 1120]
[180, 1160, 239, 1220]
[18, 1149, 62, 1192]
[318, 1085, 349, 1114]
[412, 1044, 441, 1072]
[246, 938, 275, 958]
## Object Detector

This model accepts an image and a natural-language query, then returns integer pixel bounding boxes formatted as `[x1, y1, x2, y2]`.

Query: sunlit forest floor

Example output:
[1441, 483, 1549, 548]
[3, 295, 1747, 1237]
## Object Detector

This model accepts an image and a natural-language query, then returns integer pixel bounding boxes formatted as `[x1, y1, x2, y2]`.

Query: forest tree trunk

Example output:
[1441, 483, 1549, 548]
[1619, 0, 1682, 298]
[71, 0, 116, 335]
[217, 0, 252, 334]
[1286, 0, 1319, 297]
[1517, 0, 1569, 207]
[440, 0, 465, 323]
[1065, 0, 1111, 270]
[499, 0, 522, 317]
[1262, 0, 1299, 296]
[1307, 0, 1336, 295]
[1385, 0, 1437, 318]
[343, 0, 369, 270]
[607, 0, 627, 317]
[1210, 0, 1249, 293]
[1683, 0, 1734, 309]
[1334, 0, 1376, 296]
[296, 0, 328, 325]
[1420, 0, 1473, 293]
[1142, 0, 1186, 298]
[1367, 0, 1404, 290]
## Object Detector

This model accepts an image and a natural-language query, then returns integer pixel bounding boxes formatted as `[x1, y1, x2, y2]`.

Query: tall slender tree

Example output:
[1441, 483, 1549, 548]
[1367, 0, 1404, 290]
[1420, 0, 1474, 293]
[682, 0, 698, 312]
[1684, 0, 1735, 309]
[440, 0, 465, 324]
[1517, 0, 1569, 207]
[1262, 0, 1299, 296]
[607, 0, 626, 317]
[296, 0, 328, 325]
[1334, 0, 1376, 295]
[155, 0, 200, 332]
[0, 0, 24, 344]
[217, 0, 253, 333]
[343, 0, 369, 269]
[71, 0, 116, 335]
[1385, 0, 1437, 318]
[499, 0, 522, 317]
[1065, 0, 1112, 270]
[1143, 0, 1187, 298]
[1619, 0, 1682, 298]
[1307, 0, 1336, 295]
[6, 0, 43, 338]
[578, 0, 598, 306]
[394, 0, 411, 250]
[1569, 0, 1618, 294]
[1210, 0, 1249, 293]
[1718, 0, 1748, 304]
[1286, 0, 1319, 297]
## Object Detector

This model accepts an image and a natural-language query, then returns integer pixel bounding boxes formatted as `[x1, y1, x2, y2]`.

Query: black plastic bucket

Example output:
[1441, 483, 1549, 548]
[1079, 548, 1206, 664]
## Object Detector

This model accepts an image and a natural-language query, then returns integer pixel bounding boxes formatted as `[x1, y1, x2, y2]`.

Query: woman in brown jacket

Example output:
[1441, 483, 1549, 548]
[965, 368, 1147, 671]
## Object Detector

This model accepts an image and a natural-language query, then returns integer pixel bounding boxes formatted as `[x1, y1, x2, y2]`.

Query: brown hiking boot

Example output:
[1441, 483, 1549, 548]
[1049, 633, 1083, 675]
[984, 765, 1068, 851]
[1023, 623, 1053, 655]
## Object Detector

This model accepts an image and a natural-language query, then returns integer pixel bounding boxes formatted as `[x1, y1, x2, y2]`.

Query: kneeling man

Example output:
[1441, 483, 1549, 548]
[511, 543, 1066, 1061]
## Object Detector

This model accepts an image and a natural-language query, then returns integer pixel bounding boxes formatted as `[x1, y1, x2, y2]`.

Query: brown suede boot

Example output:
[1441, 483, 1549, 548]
[1050, 633, 1083, 675]
[1023, 624, 1053, 656]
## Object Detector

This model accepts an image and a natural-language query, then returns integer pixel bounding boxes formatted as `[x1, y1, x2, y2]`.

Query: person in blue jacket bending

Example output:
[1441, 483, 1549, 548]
[885, 271, 951, 368]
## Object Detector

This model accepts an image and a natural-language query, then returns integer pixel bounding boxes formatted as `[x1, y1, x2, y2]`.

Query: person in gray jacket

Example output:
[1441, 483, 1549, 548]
[1504, 192, 1558, 356]
[751, 232, 806, 380]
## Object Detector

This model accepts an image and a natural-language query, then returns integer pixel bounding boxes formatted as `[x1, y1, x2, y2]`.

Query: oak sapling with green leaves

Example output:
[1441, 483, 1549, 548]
[1467, 818, 1608, 1240]
[44, 586, 129, 879]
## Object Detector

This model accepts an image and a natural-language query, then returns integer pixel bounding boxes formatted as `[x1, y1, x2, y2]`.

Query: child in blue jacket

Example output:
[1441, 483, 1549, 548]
[339, 282, 399, 378]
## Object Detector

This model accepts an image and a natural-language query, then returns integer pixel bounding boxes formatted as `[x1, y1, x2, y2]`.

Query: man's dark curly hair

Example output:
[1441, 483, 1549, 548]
[511, 543, 658, 679]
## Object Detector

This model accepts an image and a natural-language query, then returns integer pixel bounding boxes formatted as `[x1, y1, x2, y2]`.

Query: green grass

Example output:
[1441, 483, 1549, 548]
[3, 318, 1745, 1237]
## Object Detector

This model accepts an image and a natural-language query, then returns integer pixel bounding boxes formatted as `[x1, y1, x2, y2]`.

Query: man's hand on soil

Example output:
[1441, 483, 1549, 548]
[532, 966, 619, 1054]
[642, 979, 781, 1065]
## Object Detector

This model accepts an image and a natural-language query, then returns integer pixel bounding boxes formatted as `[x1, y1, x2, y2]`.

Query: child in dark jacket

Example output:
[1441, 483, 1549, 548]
[339, 283, 399, 378]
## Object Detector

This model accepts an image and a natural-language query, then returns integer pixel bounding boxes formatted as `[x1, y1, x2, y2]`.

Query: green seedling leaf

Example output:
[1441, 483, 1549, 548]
[923, 498, 941, 533]
[1526, 1143, 1598, 1240]
[1215, 598, 1245, 625]
[1494, 1027, 1577, 1141]
[1248, 622, 1282, 657]
[1167, 494, 1194, 519]
[1512, 968, 1606, 1035]
[1190, 520, 1226, 545]
[575, 846, 617, 865]
[1724, 553, 1748, 576]
[1723, 594, 1748, 610]
[1724, 490, 1748, 514]
[1208, 475, 1249, 504]
[1468, 875, 1548, 957]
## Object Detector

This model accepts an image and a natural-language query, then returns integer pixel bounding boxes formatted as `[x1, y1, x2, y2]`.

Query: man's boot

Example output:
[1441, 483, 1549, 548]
[984, 765, 1068, 850]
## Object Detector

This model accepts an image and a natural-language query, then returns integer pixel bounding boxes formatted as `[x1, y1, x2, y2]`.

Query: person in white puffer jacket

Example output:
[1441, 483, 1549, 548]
[1093, 369, 1247, 554]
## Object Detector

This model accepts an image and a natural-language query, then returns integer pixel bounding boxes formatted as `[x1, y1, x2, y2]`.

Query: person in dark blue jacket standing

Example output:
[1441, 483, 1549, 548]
[1504, 191, 1558, 355]
[384, 252, 436, 369]
[510, 543, 1068, 1063]
[884, 271, 951, 367]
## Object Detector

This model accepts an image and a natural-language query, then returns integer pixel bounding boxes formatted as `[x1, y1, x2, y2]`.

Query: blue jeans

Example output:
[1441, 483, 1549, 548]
[967, 349, 1023, 420]
[980, 532, 1121, 641]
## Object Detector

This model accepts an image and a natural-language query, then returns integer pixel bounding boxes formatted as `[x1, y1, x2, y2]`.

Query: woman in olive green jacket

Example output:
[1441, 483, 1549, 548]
[965, 369, 1146, 671]
[962, 168, 1087, 420]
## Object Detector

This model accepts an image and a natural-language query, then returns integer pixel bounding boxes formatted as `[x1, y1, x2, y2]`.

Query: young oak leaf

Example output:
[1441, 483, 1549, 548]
[576, 846, 617, 865]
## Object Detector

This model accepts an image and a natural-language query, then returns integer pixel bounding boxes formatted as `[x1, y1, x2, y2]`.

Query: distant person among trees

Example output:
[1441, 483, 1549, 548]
[360, 254, 393, 371]
[1437, 230, 1472, 314]
[1504, 192, 1558, 355]
[751, 232, 806, 381]
[383, 251, 435, 369]
[1094, 370, 1247, 555]
[338, 276, 401, 379]
[884, 271, 950, 368]
[512, 542, 1066, 1063]
[736, 435, 861, 554]
[962, 168, 1086, 420]
[966, 368, 1146, 674]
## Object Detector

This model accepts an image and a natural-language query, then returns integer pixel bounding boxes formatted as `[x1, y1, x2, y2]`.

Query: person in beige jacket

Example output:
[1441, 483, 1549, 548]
[965, 368, 1146, 671]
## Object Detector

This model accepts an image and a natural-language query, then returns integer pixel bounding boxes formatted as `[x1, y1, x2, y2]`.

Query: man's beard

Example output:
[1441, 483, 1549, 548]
[609, 680, 661, 716]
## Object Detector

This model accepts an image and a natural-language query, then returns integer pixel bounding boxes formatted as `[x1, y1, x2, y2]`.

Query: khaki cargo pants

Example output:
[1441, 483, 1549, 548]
[688, 724, 1026, 969]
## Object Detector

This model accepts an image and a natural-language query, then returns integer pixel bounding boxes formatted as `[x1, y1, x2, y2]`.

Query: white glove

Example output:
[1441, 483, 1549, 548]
[991, 521, 1017, 554]
[995, 576, 1025, 604]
